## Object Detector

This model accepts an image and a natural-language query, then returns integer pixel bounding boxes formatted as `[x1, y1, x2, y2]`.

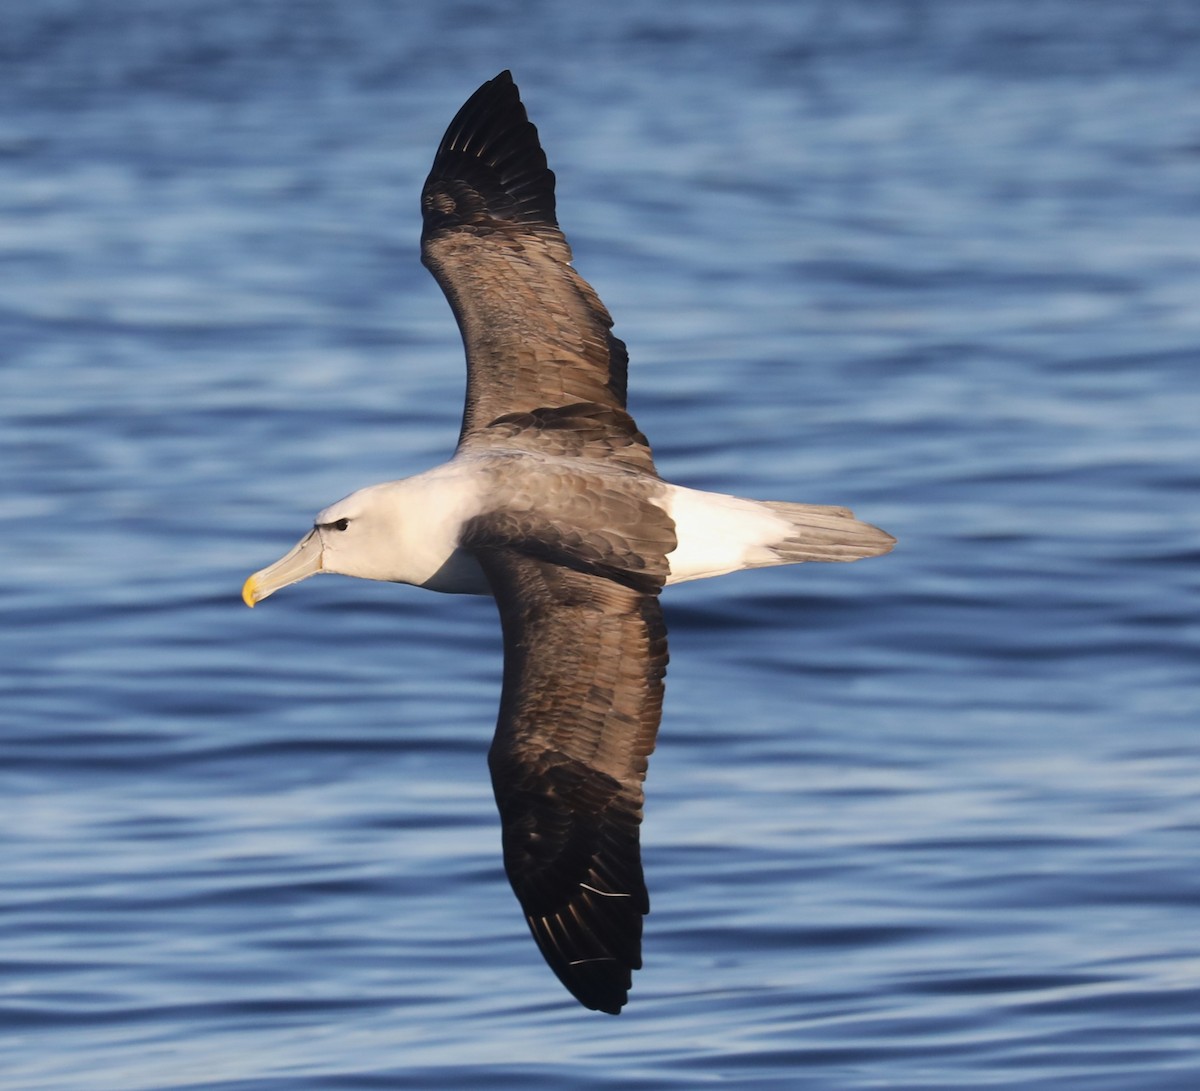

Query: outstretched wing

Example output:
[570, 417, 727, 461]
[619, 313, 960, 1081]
[473, 549, 668, 1014]
[421, 71, 629, 444]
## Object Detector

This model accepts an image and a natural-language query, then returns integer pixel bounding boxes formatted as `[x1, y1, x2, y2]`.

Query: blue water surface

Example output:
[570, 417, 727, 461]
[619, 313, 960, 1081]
[3, 1, 1200, 1088]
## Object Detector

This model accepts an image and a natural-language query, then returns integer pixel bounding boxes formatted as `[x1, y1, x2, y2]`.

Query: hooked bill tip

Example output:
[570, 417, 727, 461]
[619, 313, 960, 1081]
[242, 575, 258, 608]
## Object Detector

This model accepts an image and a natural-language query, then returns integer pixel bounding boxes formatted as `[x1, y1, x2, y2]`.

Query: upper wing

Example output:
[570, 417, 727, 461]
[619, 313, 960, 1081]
[421, 71, 629, 444]
[474, 549, 668, 1014]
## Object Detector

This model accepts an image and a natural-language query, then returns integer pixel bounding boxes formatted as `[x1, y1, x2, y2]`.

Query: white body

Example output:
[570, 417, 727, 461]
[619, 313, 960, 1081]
[244, 453, 893, 607]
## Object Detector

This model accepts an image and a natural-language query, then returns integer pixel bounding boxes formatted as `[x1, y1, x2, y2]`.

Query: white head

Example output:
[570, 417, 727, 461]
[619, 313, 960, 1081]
[242, 474, 489, 606]
[242, 483, 410, 607]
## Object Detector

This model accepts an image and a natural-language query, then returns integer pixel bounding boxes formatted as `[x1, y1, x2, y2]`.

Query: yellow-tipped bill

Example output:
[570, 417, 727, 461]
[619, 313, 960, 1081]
[242, 528, 323, 607]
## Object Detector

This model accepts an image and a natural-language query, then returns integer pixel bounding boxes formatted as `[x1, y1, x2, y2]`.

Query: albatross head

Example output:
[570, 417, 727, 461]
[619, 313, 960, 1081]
[242, 475, 488, 606]
[242, 486, 404, 607]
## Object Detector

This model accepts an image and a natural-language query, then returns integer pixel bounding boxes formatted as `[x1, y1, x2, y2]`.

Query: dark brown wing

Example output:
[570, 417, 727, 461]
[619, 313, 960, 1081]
[420, 71, 629, 444]
[474, 550, 668, 1014]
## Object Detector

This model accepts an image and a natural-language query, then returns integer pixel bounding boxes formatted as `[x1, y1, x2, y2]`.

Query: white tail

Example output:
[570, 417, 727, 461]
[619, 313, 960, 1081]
[663, 486, 894, 585]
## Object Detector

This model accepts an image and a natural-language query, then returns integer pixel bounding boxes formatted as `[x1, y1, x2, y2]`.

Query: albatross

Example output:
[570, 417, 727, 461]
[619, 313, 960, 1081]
[243, 71, 894, 1014]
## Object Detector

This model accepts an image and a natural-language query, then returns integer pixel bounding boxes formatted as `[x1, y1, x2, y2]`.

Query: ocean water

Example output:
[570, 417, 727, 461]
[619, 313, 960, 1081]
[3, 1, 1200, 1088]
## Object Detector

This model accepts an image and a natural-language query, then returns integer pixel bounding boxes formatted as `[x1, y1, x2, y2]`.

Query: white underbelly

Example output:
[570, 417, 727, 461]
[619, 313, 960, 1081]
[418, 547, 491, 595]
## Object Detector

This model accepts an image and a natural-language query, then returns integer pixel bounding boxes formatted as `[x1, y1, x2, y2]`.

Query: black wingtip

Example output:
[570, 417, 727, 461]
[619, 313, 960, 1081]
[519, 857, 649, 1015]
[527, 913, 637, 1015]
[421, 71, 557, 236]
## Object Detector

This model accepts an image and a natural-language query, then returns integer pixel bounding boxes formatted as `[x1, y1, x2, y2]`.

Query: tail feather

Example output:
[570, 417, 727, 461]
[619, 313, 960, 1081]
[661, 485, 894, 585]
[759, 500, 895, 565]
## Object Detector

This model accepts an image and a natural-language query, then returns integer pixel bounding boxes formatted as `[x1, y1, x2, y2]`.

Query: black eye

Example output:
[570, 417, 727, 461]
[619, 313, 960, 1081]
[332, 518, 350, 532]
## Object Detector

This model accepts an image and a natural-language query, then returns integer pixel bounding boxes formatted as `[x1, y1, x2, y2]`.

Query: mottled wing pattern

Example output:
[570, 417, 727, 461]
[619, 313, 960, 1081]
[473, 549, 668, 1013]
[472, 402, 659, 476]
[459, 431, 675, 595]
[421, 71, 629, 443]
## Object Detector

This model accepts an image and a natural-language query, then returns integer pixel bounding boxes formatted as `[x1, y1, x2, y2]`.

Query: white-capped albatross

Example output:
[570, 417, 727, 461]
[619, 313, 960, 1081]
[243, 71, 894, 1014]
